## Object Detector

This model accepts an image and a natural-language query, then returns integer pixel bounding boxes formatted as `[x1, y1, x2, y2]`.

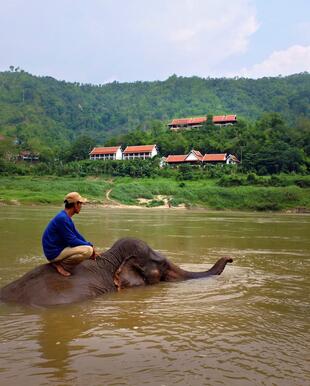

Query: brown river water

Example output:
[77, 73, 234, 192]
[0, 206, 309, 386]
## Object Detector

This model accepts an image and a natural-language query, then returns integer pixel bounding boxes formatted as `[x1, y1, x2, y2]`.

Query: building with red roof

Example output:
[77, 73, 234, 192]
[165, 151, 239, 166]
[202, 153, 239, 164]
[165, 155, 187, 164]
[89, 146, 123, 160]
[168, 115, 237, 131]
[18, 151, 39, 162]
[202, 153, 227, 162]
[123, 145, 158, 160]
[165, 150, 203, 165]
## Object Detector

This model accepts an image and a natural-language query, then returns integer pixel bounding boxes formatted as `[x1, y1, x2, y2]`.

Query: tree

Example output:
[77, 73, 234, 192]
[0, 136, 18, 160]
[65, 135, 96, 161]
[202, 114, 214, 133]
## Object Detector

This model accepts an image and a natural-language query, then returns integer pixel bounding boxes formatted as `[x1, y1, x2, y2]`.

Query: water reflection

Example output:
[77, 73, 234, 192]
[35, 308, 86, 380]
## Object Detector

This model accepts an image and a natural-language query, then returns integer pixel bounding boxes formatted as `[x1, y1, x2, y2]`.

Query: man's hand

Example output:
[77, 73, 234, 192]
[90, 247, 100, 260]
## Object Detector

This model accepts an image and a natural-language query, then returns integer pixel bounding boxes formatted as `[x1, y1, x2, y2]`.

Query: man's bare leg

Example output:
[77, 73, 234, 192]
[52, 262, 71, 277]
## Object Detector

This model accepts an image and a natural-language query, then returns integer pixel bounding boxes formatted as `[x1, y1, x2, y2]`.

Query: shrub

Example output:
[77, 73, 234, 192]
[294, 178, 310, 188]
[146, 199, 165, 207]
[218, 175, 244, 187]
[246, 173, 258, 184]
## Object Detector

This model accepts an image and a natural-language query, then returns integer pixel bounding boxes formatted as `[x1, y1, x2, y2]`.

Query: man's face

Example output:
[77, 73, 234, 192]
[74, 201, 82, 214]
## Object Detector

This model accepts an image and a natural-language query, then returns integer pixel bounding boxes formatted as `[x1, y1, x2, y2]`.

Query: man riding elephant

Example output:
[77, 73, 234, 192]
[0, 193, 233, 307]
[42, 192, 100, 277]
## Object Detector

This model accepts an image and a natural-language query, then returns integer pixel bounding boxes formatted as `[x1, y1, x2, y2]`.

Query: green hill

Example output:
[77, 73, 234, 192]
[0, 70, 309, 150]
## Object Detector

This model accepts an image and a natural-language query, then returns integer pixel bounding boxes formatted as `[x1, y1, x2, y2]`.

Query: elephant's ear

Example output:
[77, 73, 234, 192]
[114, 256, 146, 290]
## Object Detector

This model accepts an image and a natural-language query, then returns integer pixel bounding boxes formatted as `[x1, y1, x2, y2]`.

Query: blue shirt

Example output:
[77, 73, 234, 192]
[42, 210, 93, 260]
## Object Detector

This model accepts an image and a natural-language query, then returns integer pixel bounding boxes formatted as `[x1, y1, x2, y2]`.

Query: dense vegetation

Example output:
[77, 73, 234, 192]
[0, 69, 309, 153]
[105, 112, 309, 174]
[0, 68, 309, 211]
[0, 176, 309, 211]
[1, 106, 309, 175]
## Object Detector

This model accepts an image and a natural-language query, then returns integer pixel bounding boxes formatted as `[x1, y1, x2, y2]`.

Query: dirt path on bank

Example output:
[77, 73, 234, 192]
[104, 188, 141, 208]
[105, 189, 121, 206]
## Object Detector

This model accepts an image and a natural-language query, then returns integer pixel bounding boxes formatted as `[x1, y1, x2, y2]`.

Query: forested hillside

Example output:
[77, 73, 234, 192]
[0, 69, 309, 152]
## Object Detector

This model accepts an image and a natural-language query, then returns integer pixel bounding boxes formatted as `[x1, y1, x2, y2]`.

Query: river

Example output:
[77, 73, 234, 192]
[0, 206, 309, 386]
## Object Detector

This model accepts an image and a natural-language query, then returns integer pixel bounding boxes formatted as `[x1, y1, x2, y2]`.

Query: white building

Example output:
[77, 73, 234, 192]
[165, 150, 239, 166]
[89, 146, 123, 160]
[122, 145, 158, 160]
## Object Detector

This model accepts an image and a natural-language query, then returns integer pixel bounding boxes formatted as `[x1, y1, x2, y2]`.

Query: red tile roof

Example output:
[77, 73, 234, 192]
[213, 115, 237, 123]
[169, 115, 237, 126]
[90, 146, 120, 155]
[169, 117, 206, 126]
[166, 150, 204, 163]
[123, 145, 156, 154]
[166, 155, 187, 163]
[19, 151, 39, 157]
[203, 154, 227, 162]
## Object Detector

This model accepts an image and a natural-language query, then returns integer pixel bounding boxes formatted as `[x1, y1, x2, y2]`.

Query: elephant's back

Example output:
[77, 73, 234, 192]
[0, 261, 107, 306]
[0, 264, 55, 305]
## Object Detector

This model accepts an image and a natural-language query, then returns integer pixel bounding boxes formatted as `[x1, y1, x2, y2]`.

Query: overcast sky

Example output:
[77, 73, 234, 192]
[1, 0, 309, 84]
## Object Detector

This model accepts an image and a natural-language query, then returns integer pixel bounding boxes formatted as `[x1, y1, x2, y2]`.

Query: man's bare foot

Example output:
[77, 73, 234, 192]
[52, 262, 71, 277]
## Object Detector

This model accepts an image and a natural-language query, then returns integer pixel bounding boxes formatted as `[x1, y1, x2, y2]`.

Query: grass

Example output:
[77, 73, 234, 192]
[109, 177, 310, 211]
[0, 176, 111, 204]
[0, 175, 309, 211]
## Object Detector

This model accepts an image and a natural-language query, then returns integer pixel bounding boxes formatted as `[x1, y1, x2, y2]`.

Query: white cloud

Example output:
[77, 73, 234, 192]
[140, 0, 259, 65]
[170, 28, 197, 44]
[238, 45, 310, 78]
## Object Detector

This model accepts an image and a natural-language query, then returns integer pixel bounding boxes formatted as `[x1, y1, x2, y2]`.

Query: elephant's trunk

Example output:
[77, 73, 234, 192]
[163, 257, 233, 282]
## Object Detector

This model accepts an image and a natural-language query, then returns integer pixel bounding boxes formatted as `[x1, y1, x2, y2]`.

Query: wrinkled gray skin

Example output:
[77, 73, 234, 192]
[0, 238, 233, 307]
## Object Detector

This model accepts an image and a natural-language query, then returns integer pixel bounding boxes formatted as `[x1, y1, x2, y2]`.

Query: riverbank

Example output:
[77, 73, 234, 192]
[0, 176, 310, 212]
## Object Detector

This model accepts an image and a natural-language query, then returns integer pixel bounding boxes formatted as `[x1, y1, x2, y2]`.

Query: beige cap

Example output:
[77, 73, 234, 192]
[64, 192, 88, 204]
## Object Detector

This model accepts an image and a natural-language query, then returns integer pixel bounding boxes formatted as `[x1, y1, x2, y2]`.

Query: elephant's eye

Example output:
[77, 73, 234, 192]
[145, 267, 161, 284]
[149, 268, 160, 276]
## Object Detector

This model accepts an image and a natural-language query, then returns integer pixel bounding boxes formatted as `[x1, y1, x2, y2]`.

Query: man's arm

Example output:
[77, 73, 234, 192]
[61, 218, 93, 248]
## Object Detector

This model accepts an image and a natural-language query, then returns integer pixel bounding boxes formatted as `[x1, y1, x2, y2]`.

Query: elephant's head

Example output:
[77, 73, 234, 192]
[113, 249, 167, 289]
[108, 238, 233, 290]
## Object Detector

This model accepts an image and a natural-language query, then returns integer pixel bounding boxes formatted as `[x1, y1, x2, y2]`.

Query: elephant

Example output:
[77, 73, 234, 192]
[0, 238, 233, 307]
